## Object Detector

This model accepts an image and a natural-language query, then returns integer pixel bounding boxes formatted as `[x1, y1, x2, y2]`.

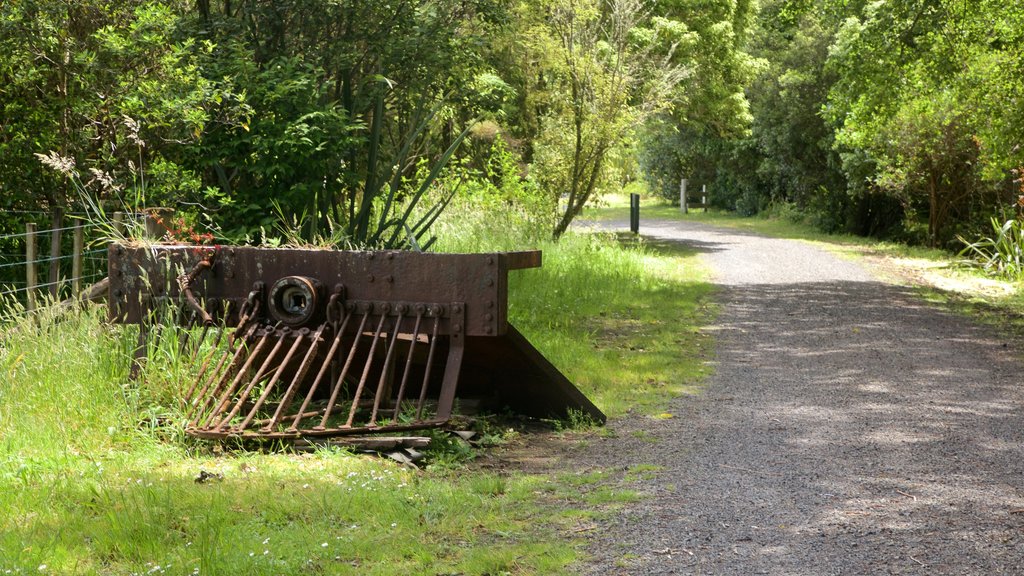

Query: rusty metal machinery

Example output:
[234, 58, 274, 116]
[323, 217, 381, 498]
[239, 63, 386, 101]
[108, 244, 605, 440]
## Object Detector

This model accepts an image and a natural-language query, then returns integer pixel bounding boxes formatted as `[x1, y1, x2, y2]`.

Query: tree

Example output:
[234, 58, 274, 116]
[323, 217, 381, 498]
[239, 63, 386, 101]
[825, 0, 1024, 246]
[517, 0, 689, 238]
[635, 0, 758, 208]
[0, 1, 227, 215]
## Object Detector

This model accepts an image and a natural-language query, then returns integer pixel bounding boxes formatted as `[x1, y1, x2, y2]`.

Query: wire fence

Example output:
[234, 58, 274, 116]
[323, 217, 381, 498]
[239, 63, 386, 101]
[0, 212, 146, 314]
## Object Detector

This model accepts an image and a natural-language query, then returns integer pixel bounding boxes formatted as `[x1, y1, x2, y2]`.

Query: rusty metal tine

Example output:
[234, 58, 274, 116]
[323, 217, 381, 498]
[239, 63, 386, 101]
[186, 330, 241, 419]
[185, 322, 256, 418]
[261, 324, 327, 433]
[188, 323, 226, 397]
[318, 311, 370, 429]
[416, 315, 442, 420]
[369, 312, 404, 425]
[184, 317, 231, 402]
[212, 329, 289, 431]
[345, 312, 389, 428]
[196, 328, 277, 429]
[290, 313, 352, 431]
[239, 327, 312, 432]
[392, 313, 424, 421]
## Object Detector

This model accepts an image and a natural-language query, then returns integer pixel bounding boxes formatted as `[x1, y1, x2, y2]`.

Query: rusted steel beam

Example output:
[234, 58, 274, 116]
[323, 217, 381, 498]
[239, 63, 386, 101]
[107, 242, 605, 440]
[108, 245, 537, 337]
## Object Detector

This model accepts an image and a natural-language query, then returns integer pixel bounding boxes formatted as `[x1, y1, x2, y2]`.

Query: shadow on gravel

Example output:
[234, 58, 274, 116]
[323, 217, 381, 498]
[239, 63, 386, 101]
[584, 280, 1024, 575]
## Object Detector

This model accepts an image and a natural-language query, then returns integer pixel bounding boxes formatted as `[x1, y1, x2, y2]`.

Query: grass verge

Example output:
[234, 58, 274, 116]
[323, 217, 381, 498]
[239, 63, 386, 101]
[0, 200, 717, 575]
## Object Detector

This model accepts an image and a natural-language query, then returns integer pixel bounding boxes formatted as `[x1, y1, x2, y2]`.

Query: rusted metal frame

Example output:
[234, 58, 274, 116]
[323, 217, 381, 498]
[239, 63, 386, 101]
[415, 314, 442, 420]
[391, 312, 424, 422]
[369, 309, 405, 426]
[236, 327, 319, 432]
[317, 311, 371, 430]
[185, 298, 253, 407]
[184, 321, 228, 403]
[109, 245, 535, 337]
[259, 325, 327, 433]
[195, 327, 279, 429]
[177, 253, 216, 326]
[434, 303, 465, 420]
[212, 328, 290, 431]
[243, 323, 323, 430]
[190, 418, 448, 440]
[186, 291, 262, 416]
[288, 312, 352, 432]
[344, 310, 390, 428]
[185, 322, 259, 421]
[183, 301, 234, 401]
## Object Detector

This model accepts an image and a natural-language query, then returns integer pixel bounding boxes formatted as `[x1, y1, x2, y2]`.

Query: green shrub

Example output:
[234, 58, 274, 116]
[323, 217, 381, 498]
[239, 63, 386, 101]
[959, 217, 1024, 281]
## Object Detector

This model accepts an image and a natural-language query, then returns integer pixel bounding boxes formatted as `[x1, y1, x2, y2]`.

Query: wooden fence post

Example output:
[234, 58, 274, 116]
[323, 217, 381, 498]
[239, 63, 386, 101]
[26, 223, 37, 311]
[48, 207, 63, 298]
[72, 222, 84, 295]
[113, 211, 125, 237]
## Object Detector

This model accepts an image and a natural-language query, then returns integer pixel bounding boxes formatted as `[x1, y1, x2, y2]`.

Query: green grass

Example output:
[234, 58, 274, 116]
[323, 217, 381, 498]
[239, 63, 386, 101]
[434, 201, 716, 418]
[0, 199, 719, 575]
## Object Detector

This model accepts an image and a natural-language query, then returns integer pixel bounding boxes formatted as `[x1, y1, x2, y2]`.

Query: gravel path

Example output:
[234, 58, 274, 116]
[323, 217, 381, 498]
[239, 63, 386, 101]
[578, 219, 1024, 575]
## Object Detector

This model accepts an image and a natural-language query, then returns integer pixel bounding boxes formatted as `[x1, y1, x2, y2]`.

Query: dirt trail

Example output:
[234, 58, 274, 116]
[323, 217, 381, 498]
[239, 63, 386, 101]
[577, 219, 1024, 575]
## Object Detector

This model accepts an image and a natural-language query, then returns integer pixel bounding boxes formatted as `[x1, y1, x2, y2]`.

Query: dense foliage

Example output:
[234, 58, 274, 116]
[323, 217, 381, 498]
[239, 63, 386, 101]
[0, 0, 717, 244]
[681, 0, 1024, 249]
[2, 0, 1022, 252]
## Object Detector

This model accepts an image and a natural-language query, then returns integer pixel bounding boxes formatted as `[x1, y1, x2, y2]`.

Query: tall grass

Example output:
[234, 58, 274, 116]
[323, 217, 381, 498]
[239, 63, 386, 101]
[0, 303, 582, 574]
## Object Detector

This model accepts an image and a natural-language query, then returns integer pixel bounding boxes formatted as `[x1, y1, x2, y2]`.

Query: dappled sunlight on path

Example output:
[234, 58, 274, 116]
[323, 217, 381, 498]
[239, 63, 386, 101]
[582, 219, 1024, 575]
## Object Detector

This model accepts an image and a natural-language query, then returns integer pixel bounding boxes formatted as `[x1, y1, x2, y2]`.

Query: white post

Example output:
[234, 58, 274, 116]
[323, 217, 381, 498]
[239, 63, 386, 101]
[681, 178, 688, 214]
[702, 184, 707, 213]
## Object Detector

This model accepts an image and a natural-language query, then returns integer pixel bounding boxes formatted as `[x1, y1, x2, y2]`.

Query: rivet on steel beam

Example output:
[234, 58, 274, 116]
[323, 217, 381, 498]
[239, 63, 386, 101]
[487, 300, 494, 309]
[485, 313, 493, 321]
[453, 304, 462, 314]
[484, 326, 493, 334]
[485, 278, 494, 287]
[384, 275, 393, 284]
[453, 323, 462, 333]
[368, 274, 375, 282]
[486, 256, 494, 265]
